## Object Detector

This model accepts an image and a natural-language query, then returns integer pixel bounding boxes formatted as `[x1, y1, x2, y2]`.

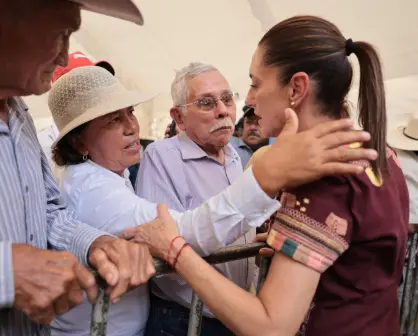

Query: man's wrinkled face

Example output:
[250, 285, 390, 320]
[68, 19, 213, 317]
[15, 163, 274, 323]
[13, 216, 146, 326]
[0, 1, 81, 95]
[175, 71, 237, 151]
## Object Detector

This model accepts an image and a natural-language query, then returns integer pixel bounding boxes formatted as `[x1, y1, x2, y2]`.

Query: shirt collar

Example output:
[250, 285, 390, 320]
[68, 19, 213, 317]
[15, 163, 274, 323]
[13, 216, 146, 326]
[7, 97, 28, 117]
[86, 160, 132, 188]
[178, 132, 239, 164]
[231, 136, 252, 151]
[0, 97, 28, 133]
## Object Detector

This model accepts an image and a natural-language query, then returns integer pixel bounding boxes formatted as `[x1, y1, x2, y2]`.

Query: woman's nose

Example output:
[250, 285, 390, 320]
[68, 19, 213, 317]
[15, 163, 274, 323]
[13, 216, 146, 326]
[124, 118, 138, 135]
[245, 89, 256, 107]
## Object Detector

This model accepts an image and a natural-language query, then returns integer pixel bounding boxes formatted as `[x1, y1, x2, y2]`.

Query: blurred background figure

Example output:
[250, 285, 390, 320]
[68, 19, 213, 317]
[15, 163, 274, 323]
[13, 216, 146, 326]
[388, 114, 418, 233]
[230, 105, 268, 168]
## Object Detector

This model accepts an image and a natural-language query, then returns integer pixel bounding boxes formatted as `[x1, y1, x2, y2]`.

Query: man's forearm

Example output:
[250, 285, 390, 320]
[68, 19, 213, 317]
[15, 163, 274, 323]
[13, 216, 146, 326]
[0, 241, 15, 308]
[47, 209, 110, 266]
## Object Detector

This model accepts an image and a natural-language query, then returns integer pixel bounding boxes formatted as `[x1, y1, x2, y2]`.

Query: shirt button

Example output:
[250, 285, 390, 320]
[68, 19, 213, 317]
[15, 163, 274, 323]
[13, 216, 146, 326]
[30, 234, 34, 242]
[25, 186, 29, 193]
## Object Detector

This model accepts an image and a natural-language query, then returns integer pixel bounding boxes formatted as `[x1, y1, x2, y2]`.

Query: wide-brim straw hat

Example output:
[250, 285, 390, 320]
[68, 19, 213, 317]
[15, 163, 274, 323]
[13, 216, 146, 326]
[71, 0, 144, 25]
[388, 113, 418, 151]
[48, 66, 156, 148]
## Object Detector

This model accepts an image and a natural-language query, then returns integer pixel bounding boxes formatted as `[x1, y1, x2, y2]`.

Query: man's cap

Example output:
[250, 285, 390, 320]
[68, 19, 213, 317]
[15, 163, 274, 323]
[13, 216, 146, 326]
[52, 51, 115, 83]
[243, 105, 255, 118]
[70, 0, 144, 25]
[235, 117, 244, 128]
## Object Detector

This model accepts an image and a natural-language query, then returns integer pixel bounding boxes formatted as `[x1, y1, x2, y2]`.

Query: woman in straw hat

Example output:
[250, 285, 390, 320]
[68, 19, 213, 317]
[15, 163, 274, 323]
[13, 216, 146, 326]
[122, 15, 409, 336]
[48, 60, 377, 334]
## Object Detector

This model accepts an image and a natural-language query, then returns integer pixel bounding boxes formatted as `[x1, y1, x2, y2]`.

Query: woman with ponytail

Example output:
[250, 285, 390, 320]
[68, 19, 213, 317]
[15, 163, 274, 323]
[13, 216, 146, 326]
[126, 16, 409, 336]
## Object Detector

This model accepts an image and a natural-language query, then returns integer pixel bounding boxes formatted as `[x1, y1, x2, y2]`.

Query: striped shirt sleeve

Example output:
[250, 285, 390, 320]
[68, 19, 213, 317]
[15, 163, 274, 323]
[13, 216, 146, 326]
[0, 242, 15, 308]
[41, 150, 107, 266]
[267, 177, 351, 273]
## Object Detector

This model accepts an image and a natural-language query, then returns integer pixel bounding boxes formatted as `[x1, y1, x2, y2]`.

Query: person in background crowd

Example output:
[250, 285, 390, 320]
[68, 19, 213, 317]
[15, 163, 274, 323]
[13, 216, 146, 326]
[0, 1, 157, 335]
[163, 121, 180, 138]
[230, 105, 268, 168]
[124, 15, 407, 336]
[137, 62, 250, 336]
[388, 114, 418, 233]
[37, 51, 115, 183]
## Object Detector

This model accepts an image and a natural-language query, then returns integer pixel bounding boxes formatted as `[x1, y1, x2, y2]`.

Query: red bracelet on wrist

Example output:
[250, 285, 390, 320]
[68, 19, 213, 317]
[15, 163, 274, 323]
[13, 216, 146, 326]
[166, 235, 183, 264]
[172, 242, 190, 269]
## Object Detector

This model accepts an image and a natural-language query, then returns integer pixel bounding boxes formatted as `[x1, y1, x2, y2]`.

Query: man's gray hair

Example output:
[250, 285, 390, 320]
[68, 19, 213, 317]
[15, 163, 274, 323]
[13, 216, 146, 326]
[171, 62, 218, 108]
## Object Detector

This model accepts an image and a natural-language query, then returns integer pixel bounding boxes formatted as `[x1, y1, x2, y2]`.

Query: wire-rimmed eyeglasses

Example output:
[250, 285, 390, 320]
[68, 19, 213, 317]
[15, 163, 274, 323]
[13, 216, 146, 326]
[177, 92, 239, 111]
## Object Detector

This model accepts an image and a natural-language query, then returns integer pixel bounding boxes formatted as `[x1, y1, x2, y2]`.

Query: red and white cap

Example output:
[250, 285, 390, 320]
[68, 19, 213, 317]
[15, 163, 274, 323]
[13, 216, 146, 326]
[52, 51, 115, 83]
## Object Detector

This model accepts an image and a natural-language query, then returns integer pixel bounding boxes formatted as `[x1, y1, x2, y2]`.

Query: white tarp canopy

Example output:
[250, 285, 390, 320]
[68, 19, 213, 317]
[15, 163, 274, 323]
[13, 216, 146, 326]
[26, 0, 418, 138]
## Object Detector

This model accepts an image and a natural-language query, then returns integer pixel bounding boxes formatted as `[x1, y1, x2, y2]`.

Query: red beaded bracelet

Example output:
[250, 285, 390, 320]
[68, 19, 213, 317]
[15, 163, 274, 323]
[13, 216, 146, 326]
[172, 242, 190, 269]
[166, 235, 183, 265]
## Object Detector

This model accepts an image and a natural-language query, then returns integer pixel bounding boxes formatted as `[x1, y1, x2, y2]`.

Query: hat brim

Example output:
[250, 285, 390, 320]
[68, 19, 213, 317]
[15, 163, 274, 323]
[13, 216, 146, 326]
[70, 0, 144, 25]
[388, 125, 418, 151]
[52, 90, 156, 148]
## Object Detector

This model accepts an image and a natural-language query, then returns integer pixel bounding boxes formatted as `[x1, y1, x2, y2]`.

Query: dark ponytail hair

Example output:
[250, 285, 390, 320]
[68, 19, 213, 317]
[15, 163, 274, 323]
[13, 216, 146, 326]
[259, 15, 387, 174]
[354, 42, 387, 174]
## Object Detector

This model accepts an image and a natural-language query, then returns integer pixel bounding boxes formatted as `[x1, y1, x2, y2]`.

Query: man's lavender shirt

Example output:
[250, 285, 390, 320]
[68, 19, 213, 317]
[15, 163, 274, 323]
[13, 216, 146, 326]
[135, 132, 256, 317]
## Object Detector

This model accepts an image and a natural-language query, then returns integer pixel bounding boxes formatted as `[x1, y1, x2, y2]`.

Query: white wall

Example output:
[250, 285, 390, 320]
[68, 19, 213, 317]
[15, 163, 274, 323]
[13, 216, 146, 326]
[26, 0, 418, 138]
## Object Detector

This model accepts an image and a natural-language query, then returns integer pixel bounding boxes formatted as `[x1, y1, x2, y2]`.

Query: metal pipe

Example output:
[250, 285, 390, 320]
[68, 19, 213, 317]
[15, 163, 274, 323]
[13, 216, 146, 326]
[401, 234, 418, 334]
[154, 242, 268, 275]
[187, 293, 204, 336]
[89, 277, 110, 336]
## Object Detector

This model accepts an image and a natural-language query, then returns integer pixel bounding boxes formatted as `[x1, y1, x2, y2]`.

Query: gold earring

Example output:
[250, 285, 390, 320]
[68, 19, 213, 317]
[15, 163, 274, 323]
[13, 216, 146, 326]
[290, 101, 295, 107]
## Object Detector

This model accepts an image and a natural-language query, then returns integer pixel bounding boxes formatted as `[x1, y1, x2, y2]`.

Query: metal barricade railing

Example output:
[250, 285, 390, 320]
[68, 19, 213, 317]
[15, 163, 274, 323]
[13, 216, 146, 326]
[399, 233, 418, 336]
[90, 242, 271, 336]
[89, 233, 418, 336]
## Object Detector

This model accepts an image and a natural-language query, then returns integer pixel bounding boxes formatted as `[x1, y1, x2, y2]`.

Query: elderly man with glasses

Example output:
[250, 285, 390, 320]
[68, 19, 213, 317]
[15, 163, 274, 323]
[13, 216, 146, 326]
[136, 62, 255, 336]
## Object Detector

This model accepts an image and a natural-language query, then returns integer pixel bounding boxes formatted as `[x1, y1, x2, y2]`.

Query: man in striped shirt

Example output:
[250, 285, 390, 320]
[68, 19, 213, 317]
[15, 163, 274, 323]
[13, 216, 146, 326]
[0, 1, 154, 335]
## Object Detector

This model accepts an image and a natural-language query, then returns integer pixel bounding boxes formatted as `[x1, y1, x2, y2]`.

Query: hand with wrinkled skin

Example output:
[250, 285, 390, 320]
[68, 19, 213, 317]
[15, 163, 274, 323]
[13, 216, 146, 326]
[12, 244, 96, 325]
[121, 204, 179, 262]
[88, 236, 155, 303]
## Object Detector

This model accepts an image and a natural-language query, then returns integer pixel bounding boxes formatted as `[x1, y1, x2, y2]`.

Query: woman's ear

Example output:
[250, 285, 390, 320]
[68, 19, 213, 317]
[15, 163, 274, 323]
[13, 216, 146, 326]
[287, 72, 310, 107]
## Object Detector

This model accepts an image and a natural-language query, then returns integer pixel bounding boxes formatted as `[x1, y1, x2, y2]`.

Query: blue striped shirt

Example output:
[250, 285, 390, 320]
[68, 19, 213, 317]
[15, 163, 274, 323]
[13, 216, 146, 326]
[0, 97, 105, 336]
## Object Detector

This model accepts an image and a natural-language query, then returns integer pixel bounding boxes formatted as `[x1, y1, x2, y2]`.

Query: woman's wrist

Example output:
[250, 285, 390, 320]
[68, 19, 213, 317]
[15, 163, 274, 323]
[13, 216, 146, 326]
[166, 236, 187, 266]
